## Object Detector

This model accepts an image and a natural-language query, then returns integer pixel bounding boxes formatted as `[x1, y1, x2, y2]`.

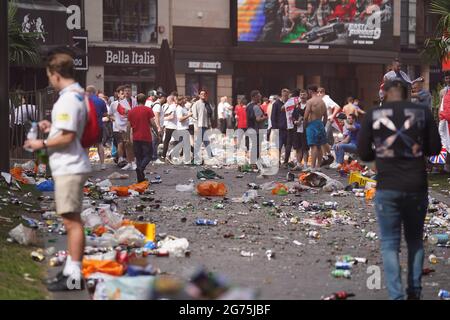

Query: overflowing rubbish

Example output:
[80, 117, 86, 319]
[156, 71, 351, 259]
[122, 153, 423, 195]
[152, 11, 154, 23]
[9, 224, 38, 246]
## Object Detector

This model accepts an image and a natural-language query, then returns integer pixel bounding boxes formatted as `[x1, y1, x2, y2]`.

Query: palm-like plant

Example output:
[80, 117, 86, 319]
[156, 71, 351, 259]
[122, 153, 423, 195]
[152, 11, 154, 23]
[423, 0, 450, 64]
[8, 1, 41, 65]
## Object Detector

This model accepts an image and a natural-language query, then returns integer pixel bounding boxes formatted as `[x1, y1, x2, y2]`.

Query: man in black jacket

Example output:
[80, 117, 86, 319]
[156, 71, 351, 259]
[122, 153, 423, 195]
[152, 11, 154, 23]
[271, 89, 290, 165]
[358, 79, 441, 300]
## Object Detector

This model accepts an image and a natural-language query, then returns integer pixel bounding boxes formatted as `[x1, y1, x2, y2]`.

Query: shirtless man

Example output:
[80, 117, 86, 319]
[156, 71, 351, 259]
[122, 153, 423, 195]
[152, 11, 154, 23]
[304, 85, 328, 169]
[318, 87, 340, 166]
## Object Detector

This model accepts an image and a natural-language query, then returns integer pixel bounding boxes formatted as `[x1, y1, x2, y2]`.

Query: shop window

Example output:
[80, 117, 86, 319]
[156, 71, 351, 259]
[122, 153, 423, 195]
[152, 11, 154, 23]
[186, 74, 217, 106]
[103, 0, 157, 43]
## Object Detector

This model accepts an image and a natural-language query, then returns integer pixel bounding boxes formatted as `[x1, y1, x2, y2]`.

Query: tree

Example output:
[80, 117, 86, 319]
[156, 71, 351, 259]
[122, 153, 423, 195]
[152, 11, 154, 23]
[8, 0, 41, 65]
[423, 0, 450, 64]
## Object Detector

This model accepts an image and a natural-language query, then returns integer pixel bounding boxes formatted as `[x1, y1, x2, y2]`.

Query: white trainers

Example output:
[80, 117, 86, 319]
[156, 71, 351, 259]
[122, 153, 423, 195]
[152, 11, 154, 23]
[131, 162, 137, 170]
[154, 159, 165, 165]
[121, 163, 133, 171]
[329, 162, 340, 169]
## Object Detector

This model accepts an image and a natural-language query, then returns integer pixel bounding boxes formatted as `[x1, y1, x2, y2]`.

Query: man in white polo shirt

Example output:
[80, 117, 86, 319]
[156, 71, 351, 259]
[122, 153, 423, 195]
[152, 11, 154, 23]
[24, 52, 91, 291]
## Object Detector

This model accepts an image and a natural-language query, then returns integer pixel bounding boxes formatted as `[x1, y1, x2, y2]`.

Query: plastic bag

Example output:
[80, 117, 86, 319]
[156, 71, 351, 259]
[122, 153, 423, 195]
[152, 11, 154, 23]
[128, 181, 149, 194]
[82, 260, 125, 278]
[323, 179, 345, 192]
[197, 169, 223, 180]
[260, 181, 278, 191]
[114, 226, 146, 247]
[10, 167, 29, 184]
[232, 190, 258, 203]
[365, 188, 376, 201]
[159, 237, 189, 258]
[8, 224, 38, 246]
[97, 179, 112, 188]
[299, 172, 328, 188]
[93, 276, 155, 300]
[197, 182, 227, 197]
[99, 208, 123, 230]
[272, 183, 288, 196]
[176, 183, 195, 192]
[110, 186, 129, 197]
[36, 180, 55, 192]
[86, 233, 119, 247]
[107, 172, 129, 180]
[341, 160, 363, 174]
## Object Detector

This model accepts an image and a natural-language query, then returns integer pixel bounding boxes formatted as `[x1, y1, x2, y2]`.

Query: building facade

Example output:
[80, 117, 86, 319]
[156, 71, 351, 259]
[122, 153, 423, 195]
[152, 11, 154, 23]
[11, 0, 442, 109]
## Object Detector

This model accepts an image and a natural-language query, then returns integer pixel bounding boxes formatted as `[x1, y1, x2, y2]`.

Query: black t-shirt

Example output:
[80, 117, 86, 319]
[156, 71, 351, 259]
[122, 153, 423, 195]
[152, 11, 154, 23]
[358, 101, 441, 192]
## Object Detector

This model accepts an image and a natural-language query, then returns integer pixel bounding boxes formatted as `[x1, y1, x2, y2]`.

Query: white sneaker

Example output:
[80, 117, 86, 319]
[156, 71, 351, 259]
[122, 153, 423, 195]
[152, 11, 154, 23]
[154, 159, 165, 165]
[121, 163, 133, 171]
[329, 162, 340, 169]
[131, 162, 137, 170]
[100, 164, 106, 170]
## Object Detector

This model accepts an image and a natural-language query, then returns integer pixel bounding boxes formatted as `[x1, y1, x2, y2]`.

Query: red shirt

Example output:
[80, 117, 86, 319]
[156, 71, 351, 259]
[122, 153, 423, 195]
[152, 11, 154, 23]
[127, 106, 155, 142]
[261, 102, 269, 114]
[235, 105, 247, 129]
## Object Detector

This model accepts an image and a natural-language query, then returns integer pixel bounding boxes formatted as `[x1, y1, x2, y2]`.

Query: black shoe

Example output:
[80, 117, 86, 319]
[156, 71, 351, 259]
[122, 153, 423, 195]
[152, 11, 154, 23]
[118, 160, 128, 168]
[407, 293, 421, 300]
[47, 274, 85, 292]
[321, 155, 334, 167]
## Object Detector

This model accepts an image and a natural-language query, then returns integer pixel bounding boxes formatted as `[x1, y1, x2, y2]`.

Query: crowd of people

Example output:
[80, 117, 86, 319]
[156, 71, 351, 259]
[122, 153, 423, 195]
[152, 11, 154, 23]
[21, 50, 450, 300]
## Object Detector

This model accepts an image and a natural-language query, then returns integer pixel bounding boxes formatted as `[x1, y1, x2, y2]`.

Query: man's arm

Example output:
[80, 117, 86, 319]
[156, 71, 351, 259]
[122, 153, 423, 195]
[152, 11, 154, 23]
[24, 130, 76, 151]
[271, 102, 279, 129]
[357, 110, 375, 162]
[304, 102, 311, 124]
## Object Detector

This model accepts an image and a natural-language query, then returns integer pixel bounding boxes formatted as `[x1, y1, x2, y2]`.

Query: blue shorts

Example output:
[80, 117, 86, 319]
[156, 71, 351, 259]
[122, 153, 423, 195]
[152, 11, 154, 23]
[306, 120, 327, 146]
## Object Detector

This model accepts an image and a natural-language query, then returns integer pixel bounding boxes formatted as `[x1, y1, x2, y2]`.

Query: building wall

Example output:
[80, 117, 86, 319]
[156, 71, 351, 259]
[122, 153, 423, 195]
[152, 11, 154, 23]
[217, 75, 232, 103]
[176, 74, 186, 96]
[172, 0, 230, 28]
[356, 65, 385, 108]
[85, 0, 103, 42]
[86, 65, 105, 91]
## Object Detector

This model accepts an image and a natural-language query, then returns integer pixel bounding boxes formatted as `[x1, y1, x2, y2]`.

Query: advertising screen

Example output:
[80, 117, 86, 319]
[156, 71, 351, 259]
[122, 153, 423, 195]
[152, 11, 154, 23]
[237, 0, 394, 48]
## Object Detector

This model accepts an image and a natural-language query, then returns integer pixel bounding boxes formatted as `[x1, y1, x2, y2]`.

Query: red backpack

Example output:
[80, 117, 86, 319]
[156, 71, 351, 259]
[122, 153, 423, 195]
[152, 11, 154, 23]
[81, 96, 101, 148]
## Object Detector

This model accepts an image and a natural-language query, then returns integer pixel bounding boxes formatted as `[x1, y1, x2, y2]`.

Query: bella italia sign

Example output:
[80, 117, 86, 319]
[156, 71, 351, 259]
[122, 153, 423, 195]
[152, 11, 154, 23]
[90, 47, 159, 66]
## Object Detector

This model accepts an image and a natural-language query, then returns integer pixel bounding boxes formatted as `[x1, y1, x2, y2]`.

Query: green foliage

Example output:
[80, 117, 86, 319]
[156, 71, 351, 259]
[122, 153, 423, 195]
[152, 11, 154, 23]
[8, 1, 41, 65]
[422, 0, 450, 64]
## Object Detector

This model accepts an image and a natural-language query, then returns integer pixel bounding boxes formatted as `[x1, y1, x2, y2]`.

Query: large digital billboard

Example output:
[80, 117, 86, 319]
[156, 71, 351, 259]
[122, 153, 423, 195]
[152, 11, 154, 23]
[237, 0, 394, 48]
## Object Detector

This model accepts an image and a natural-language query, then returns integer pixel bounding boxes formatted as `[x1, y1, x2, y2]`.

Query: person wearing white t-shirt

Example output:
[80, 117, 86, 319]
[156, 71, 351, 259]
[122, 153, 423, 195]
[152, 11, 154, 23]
[172, 96, 193, 163]
[150, 93, 167, 162]
[108, 86, 132, 168]
[317, 87, 340, 166]
[217, 96, 229, 134]
[161, 95, 178, 161]
[24, 53, 91, 291]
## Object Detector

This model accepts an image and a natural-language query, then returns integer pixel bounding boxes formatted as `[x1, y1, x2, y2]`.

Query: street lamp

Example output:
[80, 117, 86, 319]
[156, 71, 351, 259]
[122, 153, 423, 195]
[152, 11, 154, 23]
[0, 0, 10, 172]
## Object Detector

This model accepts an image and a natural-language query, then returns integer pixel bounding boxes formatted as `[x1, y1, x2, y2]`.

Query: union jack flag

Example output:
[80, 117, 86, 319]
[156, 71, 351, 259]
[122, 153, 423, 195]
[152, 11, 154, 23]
[429, 148, 448, 164]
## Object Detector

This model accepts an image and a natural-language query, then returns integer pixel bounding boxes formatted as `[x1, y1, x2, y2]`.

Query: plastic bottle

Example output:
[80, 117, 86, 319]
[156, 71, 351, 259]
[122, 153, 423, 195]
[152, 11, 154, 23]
[335, 262, 353, 270]
[196, 219, 218, 226]
[331, 270, 351, 279]
[438, 290, 450, 300]
[321, 291, 355, 300]
[429, 234, 449, 245]
[25, 122, 38, 152]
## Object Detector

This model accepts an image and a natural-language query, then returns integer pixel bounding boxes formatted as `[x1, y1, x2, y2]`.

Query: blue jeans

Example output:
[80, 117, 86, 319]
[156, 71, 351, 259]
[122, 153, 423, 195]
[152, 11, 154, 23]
[375, 190, 428, 300]
[334, 143, 357, 164]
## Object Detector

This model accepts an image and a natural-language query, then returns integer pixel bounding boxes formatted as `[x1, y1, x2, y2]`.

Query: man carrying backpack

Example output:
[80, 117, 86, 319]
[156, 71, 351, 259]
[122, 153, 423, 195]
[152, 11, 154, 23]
[247, 90, 268, 163]
[24, 52, 92, 291]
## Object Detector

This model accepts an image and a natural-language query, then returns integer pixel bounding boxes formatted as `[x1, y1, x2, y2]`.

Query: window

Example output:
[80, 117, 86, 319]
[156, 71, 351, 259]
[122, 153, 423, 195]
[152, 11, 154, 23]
[186, 74, 217, 107]
[400, 0, 416, 46]
[103, 0, 157, 43]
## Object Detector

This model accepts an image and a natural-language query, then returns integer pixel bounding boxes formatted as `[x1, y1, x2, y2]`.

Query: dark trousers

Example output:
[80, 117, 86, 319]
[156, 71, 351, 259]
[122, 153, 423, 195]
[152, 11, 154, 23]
[133, 141, 153, 182]
[218, 119, 227, 134]
[162, 128, 175, 159]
